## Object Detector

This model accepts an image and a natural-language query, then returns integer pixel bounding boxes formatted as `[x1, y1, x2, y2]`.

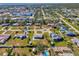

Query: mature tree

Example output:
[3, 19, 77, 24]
[67, 41, 73, 51]
[35, 44, 46, 52]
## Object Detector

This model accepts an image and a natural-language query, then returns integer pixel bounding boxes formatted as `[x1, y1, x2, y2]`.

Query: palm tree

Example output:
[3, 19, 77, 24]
[7, 48, 13, 56]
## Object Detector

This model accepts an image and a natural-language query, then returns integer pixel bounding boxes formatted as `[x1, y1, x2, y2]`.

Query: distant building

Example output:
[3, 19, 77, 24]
[12, 12, 33, 16]
[1, 23, 10, 26]
[33, 34, 44, 40]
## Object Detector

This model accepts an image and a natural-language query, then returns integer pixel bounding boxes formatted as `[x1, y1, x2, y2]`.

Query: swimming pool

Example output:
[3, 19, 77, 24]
[43, 50, 49, 56]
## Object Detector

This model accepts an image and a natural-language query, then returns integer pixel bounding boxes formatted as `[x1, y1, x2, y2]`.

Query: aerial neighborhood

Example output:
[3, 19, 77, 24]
[0, 3, 79, 56]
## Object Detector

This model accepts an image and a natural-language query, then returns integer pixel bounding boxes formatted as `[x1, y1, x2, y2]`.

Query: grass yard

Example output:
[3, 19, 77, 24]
[5, 38, 29, 46]
[44, 32, 51, 41]
[28, 31, 34, 40]
[28, 26, 34, 30]
[72, 45, 79, 56]
[32, 39, 49, 46]
[0, 48, 8, 56]
[55, 41, 67, 47]
[37, 31, 42, 34]
[5, 31, 24, 34]
[0, 26, 3, 29]
[12, 48, 32, 56]
[0, 31, 4, 34]
[11, 26, 25, 30]
[5, 31, 13, 34]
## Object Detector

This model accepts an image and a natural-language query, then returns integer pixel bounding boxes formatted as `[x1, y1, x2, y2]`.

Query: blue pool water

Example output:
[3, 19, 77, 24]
[43, 50, 49, 56]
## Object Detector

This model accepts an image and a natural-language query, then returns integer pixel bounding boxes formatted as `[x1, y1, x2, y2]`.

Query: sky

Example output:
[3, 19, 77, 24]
[0, 0, 79, 3]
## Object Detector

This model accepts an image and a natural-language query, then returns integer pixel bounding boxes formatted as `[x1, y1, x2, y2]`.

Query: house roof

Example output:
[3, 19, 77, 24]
[52, 47, 72, 52]
[0, 34, 10, 43]
[71, 37, 79, 43]
[50, 33, 62, 40]
[60, 26, 68, 31]
[34, 34, 43, 38]
[12, 23, 19, 26]
[66, 31, 76, 36]
[15, 34, 27, 37]
[1, 23, 9, 26]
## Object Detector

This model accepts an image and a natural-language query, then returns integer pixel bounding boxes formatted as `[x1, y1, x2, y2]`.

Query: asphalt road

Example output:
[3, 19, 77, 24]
[56, 12, 79, 34]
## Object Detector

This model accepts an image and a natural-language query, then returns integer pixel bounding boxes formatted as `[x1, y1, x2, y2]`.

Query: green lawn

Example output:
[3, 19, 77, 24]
[32, 39, 49, 47]
[0, 31, 4, 34]
[55, 41, 67, 47]
[0, 26, 3, 29]
[11, 48, 32, 56]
